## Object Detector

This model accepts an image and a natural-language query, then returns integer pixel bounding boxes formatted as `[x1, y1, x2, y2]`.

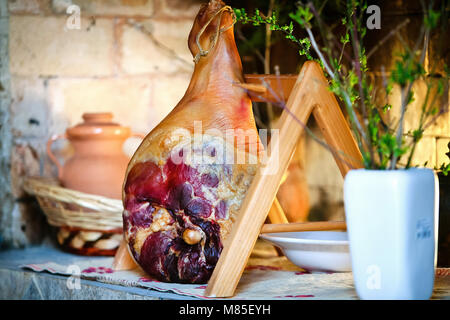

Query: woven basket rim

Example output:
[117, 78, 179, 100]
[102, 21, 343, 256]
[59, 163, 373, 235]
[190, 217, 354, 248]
[24, 176, 124, 231]
[24, 176, 123, 211]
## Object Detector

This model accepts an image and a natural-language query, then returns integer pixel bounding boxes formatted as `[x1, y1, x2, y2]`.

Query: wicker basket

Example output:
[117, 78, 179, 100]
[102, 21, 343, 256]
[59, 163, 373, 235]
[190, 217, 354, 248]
[24, 177, 124, 256]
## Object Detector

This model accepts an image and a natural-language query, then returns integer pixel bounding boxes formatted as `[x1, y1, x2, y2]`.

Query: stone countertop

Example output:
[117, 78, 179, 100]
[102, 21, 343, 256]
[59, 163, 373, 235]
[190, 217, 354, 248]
[0, 245, 188, 300]
[0, 243, 449, 300]
[0, 241, 301, 300]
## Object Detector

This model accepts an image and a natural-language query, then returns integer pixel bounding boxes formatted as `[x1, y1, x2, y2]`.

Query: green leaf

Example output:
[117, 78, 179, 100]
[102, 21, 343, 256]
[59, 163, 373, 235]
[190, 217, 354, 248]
[406, 90, 415, 104]
[289, 5, 313, 28]
[438, 163, 450, 175]
[234, 8, 248, 23]
[412, 129, 423, 141]
[340, 33, 349, 44]
[430, 106, 439, 115]
[437, 78, 444, 95]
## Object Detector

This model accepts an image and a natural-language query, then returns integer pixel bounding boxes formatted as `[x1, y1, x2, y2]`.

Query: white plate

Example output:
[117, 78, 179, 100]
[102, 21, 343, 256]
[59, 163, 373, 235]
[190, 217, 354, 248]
[259, 231, 351, 272]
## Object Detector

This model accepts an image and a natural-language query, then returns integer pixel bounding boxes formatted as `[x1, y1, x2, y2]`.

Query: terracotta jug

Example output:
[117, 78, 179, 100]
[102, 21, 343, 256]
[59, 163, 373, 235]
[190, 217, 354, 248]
[47, 112, 144, 199]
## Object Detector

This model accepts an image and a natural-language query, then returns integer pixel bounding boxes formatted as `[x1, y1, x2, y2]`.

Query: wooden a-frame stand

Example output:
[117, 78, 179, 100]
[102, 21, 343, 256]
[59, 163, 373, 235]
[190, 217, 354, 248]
[204, 61, 362, 297]
[112, 61, 363, 297]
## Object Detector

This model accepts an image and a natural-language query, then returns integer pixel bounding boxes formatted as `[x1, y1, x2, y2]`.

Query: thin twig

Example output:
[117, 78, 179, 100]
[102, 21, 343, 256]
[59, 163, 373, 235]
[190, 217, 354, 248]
[307, 2, 351, 74]
[305, 26, 368, 153]
[265, 0, 275, 125]
[391, 25, 429, 169]
[350, 12, 374, 166]
[405, 80, 435, 168]
[366, 19, 410, 60]
[126, 19, 193, 68]
[264, 0, 275, 75]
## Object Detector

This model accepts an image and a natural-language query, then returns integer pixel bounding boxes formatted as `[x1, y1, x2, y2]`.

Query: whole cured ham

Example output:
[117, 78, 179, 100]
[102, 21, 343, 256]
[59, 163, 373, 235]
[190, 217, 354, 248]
[123, 0, 264, 283]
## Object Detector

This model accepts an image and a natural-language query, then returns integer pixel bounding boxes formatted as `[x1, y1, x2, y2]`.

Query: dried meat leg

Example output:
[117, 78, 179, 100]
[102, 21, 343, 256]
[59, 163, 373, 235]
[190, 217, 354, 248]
[123, 0, 264, 283]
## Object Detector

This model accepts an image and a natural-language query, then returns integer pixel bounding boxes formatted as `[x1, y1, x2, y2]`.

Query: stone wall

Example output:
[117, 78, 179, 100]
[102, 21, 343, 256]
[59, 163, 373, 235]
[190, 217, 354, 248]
[0, 0, 16, 248]
[2, 0, 202, 248]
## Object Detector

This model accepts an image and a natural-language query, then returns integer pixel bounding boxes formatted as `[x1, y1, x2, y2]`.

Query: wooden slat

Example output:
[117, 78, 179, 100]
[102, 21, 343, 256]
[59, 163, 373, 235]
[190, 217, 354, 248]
[244, 74, 297, 103]
[310, 71, 363, 175]
[261, 221, 346, 234]
[205, 61, 362, 297]
[267, 197, 289, 224]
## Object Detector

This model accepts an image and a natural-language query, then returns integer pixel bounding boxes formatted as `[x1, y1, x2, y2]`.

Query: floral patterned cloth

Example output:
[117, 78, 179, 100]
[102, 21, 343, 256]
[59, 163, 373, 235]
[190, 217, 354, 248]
[21, 257, 449, 299]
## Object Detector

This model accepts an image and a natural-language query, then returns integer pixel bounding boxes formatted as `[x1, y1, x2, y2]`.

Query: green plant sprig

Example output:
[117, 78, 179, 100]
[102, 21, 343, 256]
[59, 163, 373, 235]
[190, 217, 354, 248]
[436, 163, 450, 176]
[234, 8, 313, 60]
[234, 0, 448, 170]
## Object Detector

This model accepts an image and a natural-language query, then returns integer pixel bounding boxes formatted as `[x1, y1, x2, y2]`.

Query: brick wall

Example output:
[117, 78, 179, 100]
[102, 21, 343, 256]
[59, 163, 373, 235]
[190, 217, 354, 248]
[388, 80, 450, 169]
[2, 0, 202, 247]
[365, 6, 450, 170]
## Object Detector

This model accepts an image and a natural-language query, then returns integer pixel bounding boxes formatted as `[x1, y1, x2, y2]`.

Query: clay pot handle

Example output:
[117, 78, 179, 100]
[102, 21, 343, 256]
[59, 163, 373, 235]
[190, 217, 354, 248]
[46, 134, 67, 180]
